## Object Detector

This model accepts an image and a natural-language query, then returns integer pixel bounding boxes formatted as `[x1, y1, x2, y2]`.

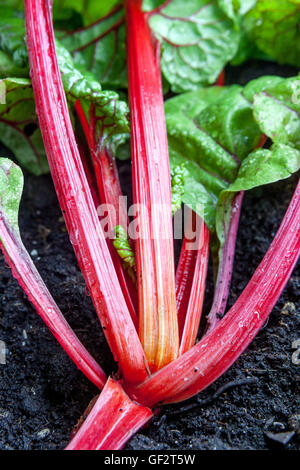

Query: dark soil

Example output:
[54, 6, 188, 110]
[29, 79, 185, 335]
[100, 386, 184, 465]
[0, 62, 299, 451]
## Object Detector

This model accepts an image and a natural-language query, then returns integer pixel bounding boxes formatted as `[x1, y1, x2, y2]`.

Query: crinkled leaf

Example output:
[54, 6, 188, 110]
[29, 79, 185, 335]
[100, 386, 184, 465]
[55, 41, 129, 152]
[0, 78, 48, 175]
[0, 50, 28, 77]
[0, 0, 121, 26]
[0, 14, 129, 163]
[166, 77, 300, 227]
[57, 0, 240, 92]
[55, 40, 129, 137]
[166, 74, 300, 250]
[0, 14, 129, 135]
[0, 13, 28, 70]
[243, 0, 300, 68]
[166, 85, 261, 228]
[171, 164, 186, 215]
[243, 75, 284, 100]
[0, 158, 23, 236]
[166, 78, 300, 298]
[215, 76, 300, 265]
[148, 0, 240, 92]
[247, 75, 300, 150]
[222, 143, 300, 193]
[57, 6, 127, 89]
[166, 87, 230, 227]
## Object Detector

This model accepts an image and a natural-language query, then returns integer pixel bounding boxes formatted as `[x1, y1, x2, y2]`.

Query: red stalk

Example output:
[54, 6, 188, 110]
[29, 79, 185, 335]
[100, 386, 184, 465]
[75, 100, 138, 326]
[74, 127, 100, 208]
[74, 100, 129, 232]
[216, 70, 225, 86]
[25, 0, 148, 384]
[94, 147, 128, 235]
[176, 210, 209, 354]
[175, 238, 198, 326]
[66, 378, 152, 450]
[0, 217, 106, 389]
[258, 133, 268, 148]
[128, 180, 300, 405]
[74, 101, 96, 152]
[125, 0, 179, 371]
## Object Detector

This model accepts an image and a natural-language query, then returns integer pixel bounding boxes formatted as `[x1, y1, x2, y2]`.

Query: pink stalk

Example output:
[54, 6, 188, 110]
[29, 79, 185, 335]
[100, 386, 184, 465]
[128, 180, 300, 405]
[125, 0, 179, 371]
[176, 210, 209, 354]
[25, 0, 148, 384]
[206, 191, 244, 333]
[0, 217, 106, 389]
[66, 378, 152, 450]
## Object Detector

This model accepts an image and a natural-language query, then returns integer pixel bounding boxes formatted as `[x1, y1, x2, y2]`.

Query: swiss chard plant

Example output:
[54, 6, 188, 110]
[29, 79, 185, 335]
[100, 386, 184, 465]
[0, 0, 299, 450]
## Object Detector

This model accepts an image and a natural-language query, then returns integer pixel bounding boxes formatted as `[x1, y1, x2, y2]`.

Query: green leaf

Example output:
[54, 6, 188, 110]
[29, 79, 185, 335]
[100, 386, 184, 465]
[217, 0, 240, 21]
[0, 78, 48, 175]
[56, 40, 130, 153]
[229, 0, 272, 66]
[243, 75, 284, 101]
[0, 158, 23, 236]
[1, 0, 239, 92]
[166, 74, 300, 233]
[166, 85, 261, 228]
[171, 164, 186, 215]
[55, 40, 129, 140]
[0, 14, 29, 70]
[0, 12, 129, 167]
[113, 225, 136, 270]
[238, 0, 256, 15]
[143, 0, 166, 11]
[243, 0, 300, 68]
[53, 8, 84, 31]
[0, 1, 24, 11]
[57, 6, 127, 89]
[53, 0, 121, 26]
[222, 143, 300, 193]
[57, 0, 241, 92]
[230, 29, 268, 66]
[113, 225, 136, 282]
[216, 143, 300, 244]
[249, 75, 300, 150]
[166, 87, 230, 227]
[0, 0, 121, 26]
[149, 0, 240, 92]
[0, 50, 28, 77]
[1, 1, 241, 92]
[0, 14, 129, 135]
[166, 77, 300, 295]
[165, 84, 227, 119]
